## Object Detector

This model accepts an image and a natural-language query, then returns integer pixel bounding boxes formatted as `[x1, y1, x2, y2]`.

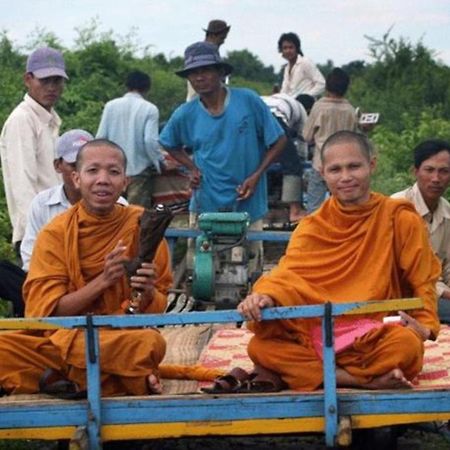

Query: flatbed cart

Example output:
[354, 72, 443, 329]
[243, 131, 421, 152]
[1, 297, 449, 449]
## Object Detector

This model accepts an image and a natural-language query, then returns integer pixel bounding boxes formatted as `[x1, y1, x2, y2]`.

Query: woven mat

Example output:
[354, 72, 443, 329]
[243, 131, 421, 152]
[160, 324, 213, 394]
[197, 324, 450, 390]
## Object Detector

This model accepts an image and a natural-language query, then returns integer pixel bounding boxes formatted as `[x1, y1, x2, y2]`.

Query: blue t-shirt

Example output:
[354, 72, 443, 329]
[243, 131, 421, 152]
[159, 88, 284, 221]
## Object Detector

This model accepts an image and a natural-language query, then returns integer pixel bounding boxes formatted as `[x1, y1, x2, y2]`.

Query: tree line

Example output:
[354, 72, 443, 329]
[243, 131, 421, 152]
[0, 24, 449, 259]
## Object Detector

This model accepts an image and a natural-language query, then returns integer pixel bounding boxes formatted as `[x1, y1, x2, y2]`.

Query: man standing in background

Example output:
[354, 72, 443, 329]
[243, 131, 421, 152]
[186, 20, 231, 101]
[279, 32, 325, 99]
[392, 139, 450, 324]
[0, 47, 67, 253]
[97, 70, 162, 209]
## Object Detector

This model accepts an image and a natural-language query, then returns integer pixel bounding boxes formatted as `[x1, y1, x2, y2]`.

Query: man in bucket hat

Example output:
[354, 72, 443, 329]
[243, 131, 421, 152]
[186, 19, 231, 100]
[160, 41, 287, 270]
[0, 47, 68, 253]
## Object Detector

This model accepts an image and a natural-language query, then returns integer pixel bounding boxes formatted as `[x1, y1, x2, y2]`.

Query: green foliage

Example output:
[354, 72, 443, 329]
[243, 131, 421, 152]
[0, 24, 449, 260]
[224, 49, 276, 83]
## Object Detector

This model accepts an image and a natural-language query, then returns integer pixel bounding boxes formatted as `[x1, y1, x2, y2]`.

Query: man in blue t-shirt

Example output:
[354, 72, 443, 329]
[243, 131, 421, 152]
[159, 41, 287, 223]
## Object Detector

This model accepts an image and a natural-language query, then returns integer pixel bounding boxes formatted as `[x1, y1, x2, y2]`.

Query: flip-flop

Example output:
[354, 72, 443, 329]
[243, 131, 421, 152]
[238, 365, 287, 393]
[39, 368, 87, 400]
[201, 367, 252, 394]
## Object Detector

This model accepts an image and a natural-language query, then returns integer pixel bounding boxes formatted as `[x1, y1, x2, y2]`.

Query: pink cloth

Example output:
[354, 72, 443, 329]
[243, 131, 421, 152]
[311, 318, 385, 360]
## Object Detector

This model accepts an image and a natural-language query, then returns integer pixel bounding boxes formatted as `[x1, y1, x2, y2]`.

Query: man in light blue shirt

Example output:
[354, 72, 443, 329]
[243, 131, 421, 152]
[96, 70, 162, 209]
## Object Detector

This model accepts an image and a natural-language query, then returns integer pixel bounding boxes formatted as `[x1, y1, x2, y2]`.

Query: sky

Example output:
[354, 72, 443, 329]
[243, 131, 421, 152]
[2, 0, 450, 71]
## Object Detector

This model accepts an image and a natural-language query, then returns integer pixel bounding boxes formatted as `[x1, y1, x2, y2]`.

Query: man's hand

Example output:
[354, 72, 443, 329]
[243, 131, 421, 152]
[102, 240, 128, 288]
[238, 293, 275, 321]
[237, 172, 260, 201]
[399, 311, 431, 341]
[130, 262, 158, 311]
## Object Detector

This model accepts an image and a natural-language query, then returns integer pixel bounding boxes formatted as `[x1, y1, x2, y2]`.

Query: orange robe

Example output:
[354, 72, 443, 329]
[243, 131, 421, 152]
[0, 201, 172, 395]
[248, 193, 441, 390]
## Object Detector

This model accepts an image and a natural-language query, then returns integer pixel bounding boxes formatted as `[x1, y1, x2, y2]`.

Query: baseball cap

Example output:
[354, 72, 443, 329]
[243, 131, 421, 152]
[56, 130, 93, 163]
[26, 47, 69, 80]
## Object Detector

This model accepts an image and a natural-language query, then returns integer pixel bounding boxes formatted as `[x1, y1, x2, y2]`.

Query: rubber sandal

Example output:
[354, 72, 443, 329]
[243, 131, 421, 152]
[201, 367, 252, 394]
[238, 365, 287, 393]
[39, 368, 87, 400]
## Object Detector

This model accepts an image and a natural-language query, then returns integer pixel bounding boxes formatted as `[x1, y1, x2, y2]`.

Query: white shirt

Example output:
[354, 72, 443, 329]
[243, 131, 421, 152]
[0, 94, 61, 243]
[392, 183, 450, 296]
[280, 55, 325, 99]
[20, 185, 129, 271]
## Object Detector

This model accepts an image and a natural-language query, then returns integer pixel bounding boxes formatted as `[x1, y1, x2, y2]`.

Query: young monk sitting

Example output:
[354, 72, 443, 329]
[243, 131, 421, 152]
[238, 130, 440, 391]
[0, 139, 172, 396]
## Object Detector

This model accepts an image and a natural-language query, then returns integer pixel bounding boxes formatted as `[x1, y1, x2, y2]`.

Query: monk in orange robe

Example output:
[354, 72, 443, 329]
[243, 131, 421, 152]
[238, 130, 441, 391]
[0, 139, 172, 396]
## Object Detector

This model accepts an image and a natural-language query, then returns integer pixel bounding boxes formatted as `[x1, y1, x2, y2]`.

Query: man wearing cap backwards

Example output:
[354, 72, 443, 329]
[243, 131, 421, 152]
[186, 20, 231, 101]
[0, 47, 68, 253]
[161, 42, 287, 250]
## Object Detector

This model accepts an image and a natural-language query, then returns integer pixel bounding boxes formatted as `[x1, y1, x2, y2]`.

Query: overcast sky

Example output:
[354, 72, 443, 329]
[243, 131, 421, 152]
[2, 0, 450, 70]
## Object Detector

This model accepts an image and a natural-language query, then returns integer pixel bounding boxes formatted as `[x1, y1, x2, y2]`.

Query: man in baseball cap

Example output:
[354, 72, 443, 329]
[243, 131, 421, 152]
[0, 47, 68, 254]
[0, 129, 92, 317]
[26, 47, 68, 80]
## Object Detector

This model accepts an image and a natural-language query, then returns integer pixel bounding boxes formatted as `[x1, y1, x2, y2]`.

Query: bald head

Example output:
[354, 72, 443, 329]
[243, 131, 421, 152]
[321, 130, 374, 165]
[76, 138, 127, 172]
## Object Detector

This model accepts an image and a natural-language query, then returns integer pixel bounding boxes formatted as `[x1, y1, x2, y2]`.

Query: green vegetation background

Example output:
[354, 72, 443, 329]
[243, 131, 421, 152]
[0, 22, 449, 263]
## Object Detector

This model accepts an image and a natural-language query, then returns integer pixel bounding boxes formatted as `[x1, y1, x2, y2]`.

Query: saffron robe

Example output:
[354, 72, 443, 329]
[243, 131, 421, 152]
[0, 202, 172, 395]
[249, 193, 441, 390]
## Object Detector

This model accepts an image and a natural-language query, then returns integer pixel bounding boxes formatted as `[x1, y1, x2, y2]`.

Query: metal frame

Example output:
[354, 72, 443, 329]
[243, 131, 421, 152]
[1, 298, 449, 449]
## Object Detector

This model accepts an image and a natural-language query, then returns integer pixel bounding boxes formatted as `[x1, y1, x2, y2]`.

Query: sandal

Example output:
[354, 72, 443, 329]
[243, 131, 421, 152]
[238, 365, 287, 393]
[201, 367, 252, 394]
[39, 368, 87, 400]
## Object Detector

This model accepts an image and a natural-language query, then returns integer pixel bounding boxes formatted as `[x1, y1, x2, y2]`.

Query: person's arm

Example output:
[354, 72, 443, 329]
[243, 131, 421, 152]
[144, 105, 163, 172]
[395, 209, 441, 339]
[96, 105, 109, 138]
[162, 146, 201, 189]
[237, 134, 287, 200]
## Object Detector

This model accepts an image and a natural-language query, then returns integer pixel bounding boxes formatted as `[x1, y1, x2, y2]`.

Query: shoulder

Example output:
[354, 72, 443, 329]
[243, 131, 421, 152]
[391, 186, 413, 200]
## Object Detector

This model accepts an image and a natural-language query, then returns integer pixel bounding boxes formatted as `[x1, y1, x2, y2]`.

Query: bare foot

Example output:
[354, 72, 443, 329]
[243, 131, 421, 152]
[366, 369, 413, 390]
[147, 374, 163, 394]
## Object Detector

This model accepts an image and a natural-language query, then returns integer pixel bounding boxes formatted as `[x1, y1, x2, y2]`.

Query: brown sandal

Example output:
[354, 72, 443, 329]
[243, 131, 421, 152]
[201, 367, 252, 394]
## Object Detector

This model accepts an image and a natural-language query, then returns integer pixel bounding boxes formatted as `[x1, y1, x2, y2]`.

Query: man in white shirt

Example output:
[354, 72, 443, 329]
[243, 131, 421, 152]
[392, 139, 450, 323]
[278, 32, 325, 99]
[0, 47, 68, 252]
